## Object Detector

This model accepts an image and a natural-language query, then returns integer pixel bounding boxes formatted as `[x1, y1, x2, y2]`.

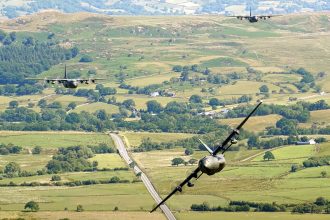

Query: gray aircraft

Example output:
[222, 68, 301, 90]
[28, 65, 104, 88]
[228, 8, 281, 23]
[150, 101, 263, 213]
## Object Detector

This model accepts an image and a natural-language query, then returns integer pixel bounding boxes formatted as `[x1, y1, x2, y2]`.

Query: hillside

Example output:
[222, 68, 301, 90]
[0, 11, 330, 220]
[0, 0, 329, 19]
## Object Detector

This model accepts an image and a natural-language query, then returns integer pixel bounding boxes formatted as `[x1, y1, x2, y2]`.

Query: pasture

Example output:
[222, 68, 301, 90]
[0, 131, 112, 148]
[132, 142, 330, 211]
[0, 211, 165, 220]
[122, 131, 195, 147]
[177, 212, 330, 220]
[220, 114, 282, 133]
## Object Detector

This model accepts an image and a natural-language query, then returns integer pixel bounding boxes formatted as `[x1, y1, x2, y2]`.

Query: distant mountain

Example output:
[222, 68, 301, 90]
[0, 0, 329, 19]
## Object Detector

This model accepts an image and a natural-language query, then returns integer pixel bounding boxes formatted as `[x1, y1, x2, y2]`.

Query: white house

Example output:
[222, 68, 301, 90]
[296, 139, 316, 145]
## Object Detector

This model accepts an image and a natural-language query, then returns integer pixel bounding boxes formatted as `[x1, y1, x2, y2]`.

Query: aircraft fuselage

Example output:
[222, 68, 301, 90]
[198, 154, 226, 176]
[248, 16, 258, 23]
[63, 80, 78, 88]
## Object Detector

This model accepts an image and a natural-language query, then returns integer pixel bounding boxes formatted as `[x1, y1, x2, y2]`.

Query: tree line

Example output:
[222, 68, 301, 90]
[191, 197, 330, 214]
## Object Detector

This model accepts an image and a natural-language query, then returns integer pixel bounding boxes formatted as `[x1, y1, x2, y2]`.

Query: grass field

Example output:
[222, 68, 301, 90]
[0, 131, 112, 148]
[0, 154, 52, 172]
[299, 109, 330, 128]
[122, 131, 195, 147]
[177, 212, 330, 220]
[220, 114, 282, 133]
[1, 11, 330, 219]
[73, 102, 120, 114]
[0, 211, 165, 220]
[0, 184, 154, 211]
[91, 154, 128, 169]
[132, 143, 330, 211]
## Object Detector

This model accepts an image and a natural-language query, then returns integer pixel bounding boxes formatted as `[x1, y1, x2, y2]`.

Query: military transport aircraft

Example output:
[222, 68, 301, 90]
[150, 101, 263, 212]
[28, 65, 105, 88]
[228, 8, 281, 23]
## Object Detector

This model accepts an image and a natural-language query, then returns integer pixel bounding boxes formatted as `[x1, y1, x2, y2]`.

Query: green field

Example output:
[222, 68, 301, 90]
[299, 109, 330, 128]
[177, 212, 330, 220]
[73, 102, 120, 114]
[0, 131, 112, 148]
[0, 184, 154, 211]
[220, 114, 282, 133]
[122, 131, 195, 147]
[0, 211, 165, 220]
[1, 11, 330, 220]
[132, 142, 330, 211]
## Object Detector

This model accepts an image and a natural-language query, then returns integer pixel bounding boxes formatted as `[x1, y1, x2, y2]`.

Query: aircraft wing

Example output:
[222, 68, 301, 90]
[150, 167, 201, 213]
[227, 16, 251, 19]
[26, 78, 66, 83]
[258, 15, 282, 19]
[212, 101, 263, 155]
[76, 78, 106, 83]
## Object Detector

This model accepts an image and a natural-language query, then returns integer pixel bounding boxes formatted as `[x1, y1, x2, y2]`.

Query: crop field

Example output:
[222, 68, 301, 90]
[132, 142, 330, 211]
[0, 131, 112, 148]
[220, 114, 282, 133]
[122, 131, 195, 147]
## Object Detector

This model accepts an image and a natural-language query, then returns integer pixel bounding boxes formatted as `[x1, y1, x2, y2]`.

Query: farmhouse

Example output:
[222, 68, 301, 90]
[296, 139, 316, 145]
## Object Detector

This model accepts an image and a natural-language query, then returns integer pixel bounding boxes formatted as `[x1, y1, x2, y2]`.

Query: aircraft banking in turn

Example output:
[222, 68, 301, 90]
[28, 65, 105, 89]
[151, 101, 263, 212]
[228, 8, 281, 23]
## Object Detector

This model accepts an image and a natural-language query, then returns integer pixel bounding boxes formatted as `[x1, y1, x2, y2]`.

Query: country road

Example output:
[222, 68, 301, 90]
[110, 133, 176, 220]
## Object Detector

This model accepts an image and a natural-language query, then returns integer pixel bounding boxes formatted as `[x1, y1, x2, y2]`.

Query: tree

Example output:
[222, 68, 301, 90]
[68, 102, 77, 110]
[9, 100, 19, 109]
[92, 161, 98, 170]
[122, 99, 135, 108]
[76, 204, 84, 212]
[79, 55, 93, 62]
[146, 100, 163, 113]
[9, 32, 16, 41]
[171, 157, 185, 166]
[32, 146, 42, 154]
[38, 99, 47, 108]
[188, 158, 198, 165]
[291, 164, 298, 172]
[184, 148, 194, 155]
[114, 206, 119, 211]
[315, 197, 327, 206]
[263, 151, 275, 161]
[24, 201, 39, 212]
[51, 175, 61, 181]
[109, 176, 120, 183]
[209, 98, 220, 107]
[321, 171, 327, 178]
[259, 85, 269, 93]
[247, 136, 258, 149]
[4, 162, 21, 177]
[189, 95, 203, 104]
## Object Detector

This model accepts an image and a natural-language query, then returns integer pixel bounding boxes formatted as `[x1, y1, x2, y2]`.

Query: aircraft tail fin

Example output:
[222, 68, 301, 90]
[64, 64, 67, 79]
[250, 7, 252, 17]
[198, 139, 213, 155]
